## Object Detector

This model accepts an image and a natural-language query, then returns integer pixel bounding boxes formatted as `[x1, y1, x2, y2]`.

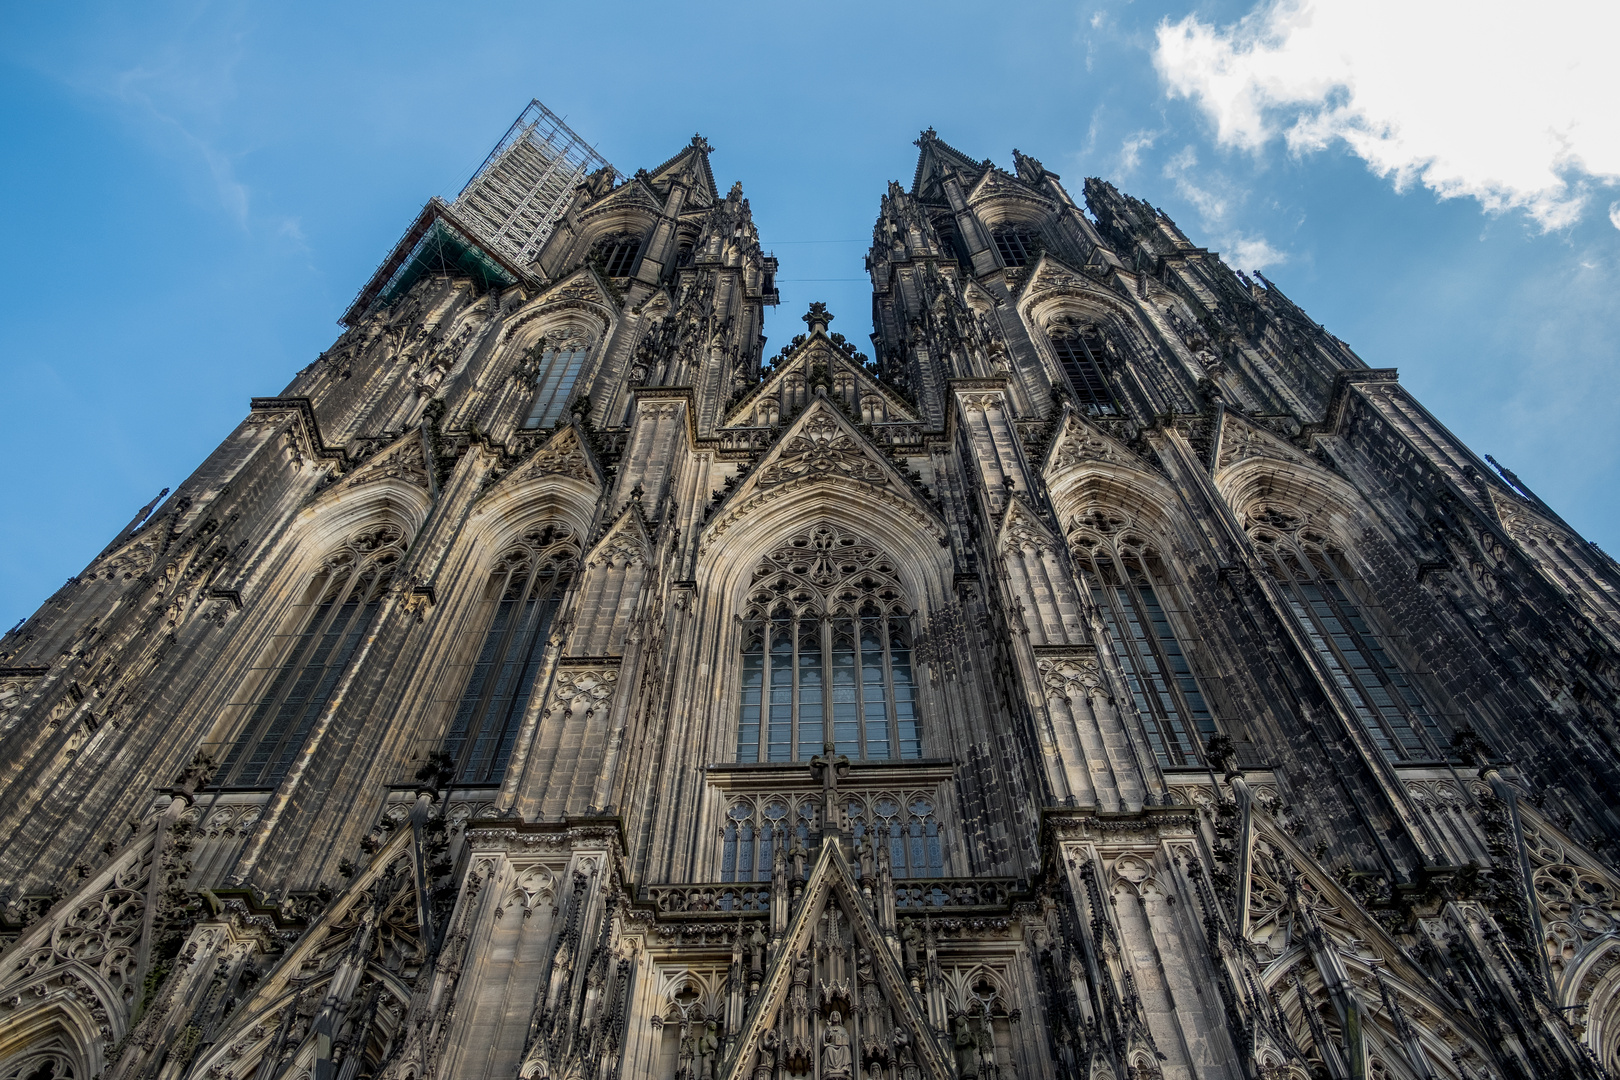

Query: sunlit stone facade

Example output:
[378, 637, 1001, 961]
[2, 124, 1619, 1080]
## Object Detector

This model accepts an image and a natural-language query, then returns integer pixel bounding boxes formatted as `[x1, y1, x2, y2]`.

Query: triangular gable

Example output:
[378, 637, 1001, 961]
[194, 826, 431, 1080]
[581, 174, 666, 219]
[966, 167, 1055, 211]
[1212, 410, 1316, 476]
[1043, 407, 1145, 476]
[647, 135, 718, 206]
[998, 494, 1062, 551]
[704, 396, 946, 544]
[339, 431, 432, 494]
[634, 286, 675, 318]
[490, 424, 603, 495]
[911, 129, 986, 198]
[725, 336, 918, 428]
[1018, 251, 1110, 306]
[718, 843, 951, 1080]
[529, 264, 621, 313]
[585, 496, 654, 568]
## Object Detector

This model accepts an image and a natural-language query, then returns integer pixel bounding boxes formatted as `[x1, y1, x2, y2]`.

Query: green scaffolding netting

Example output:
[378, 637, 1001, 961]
[377, 217, 517, 308]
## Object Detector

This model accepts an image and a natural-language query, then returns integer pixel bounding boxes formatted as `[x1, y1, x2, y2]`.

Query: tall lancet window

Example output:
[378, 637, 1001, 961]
[1050, 323, 1118, 416]
[1070, 510, 1217, 767]
[444, 524, 579, 784]
[521, 342, 590, 430]
[1249, 509, 1443, 762]
[218, 524, 406, 789]
[736, 525, 921, 763]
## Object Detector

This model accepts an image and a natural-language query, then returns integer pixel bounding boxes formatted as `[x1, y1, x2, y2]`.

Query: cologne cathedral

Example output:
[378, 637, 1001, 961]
[4, 100, 1620, 1080]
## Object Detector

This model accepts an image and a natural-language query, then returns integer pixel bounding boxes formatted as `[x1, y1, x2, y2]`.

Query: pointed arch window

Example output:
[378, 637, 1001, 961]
[218, 525, 405, 789]
[1071, 511, 1217, 767]
[1050, 324, 1118, 416]
[1250, 511, 1444, 762]
[591, 231, 642, 278]
[521, 343, 590, 429]
[991, 224, 1041, 267]
[736, 525, 921, 763]
[443, 524, 578, 784]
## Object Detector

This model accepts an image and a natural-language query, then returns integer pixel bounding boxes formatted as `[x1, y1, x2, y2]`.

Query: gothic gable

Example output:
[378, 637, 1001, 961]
[910, 129, 986, 198]
[703, 396, 945, 545]
[718, 843, 951, 1080]
[724, 335, 918, 429]
[585, 497, 653, 570]
[0, 831, 159, 1054]
[646, 136, 718, 206]
[484, 423, 603, 499]
[193, 825, 433, 1080]
[1043, 407, 1148, 477]
[965, 167, 1054, 212]
[1018, 252, 1118, 312]
[1211, 410, 1317, 476]
[533, 264, 621, 315]
[335, 431, 433, 495]
[997, 494, 1062, 554]
[580, 175, 665, 221]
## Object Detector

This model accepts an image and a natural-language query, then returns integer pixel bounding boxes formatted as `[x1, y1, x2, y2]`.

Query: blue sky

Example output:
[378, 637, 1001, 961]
[2, 0, 1616, 625]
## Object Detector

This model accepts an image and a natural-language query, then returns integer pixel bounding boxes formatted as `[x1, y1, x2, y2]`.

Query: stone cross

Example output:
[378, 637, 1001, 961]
[810, 741, 851, 838]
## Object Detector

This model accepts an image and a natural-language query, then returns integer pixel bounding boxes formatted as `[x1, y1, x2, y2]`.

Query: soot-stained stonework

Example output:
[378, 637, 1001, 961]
[2, 114, 1619, 1080]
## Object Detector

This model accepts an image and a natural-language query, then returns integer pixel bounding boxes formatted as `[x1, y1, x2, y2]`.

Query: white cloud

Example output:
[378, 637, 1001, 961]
[1161, 145, 1287, 272]
[1154, 0, 1620, 230]
[1611, 203, 1620, 232]
[1117, 130, 1158, 175]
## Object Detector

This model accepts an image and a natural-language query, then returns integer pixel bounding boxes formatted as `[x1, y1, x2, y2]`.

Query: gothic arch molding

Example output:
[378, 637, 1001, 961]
[0, 1001, 101, 1080]
[466, 474, 598, 562]
[288, 478, 432, 576]
[1216, 457, 1383, 564]
[698, 501, 952, 624]
[1046, 459, 1183, 549]
[1018, 258, 1140, 329]
[492, 280, 617, 371]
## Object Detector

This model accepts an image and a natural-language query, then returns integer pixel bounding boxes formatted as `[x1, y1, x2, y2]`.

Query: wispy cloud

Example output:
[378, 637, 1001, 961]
[1117, 130, 1158, 175]
[1153, 0, 1620, 230]
[1161, 145, 1286, 272]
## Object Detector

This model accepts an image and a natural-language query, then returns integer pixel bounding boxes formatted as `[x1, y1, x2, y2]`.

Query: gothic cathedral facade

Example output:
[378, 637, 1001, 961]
[2, 111, 1620, 1080]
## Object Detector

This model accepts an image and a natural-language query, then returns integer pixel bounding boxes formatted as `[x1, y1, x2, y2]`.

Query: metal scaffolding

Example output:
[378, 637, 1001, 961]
[451, 99, 612, 266]
[341, 100, 611, 325]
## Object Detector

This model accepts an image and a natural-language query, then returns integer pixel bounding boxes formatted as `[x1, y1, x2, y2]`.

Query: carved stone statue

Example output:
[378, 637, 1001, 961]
[901, 922, 922, 971]
[953, 1015, 979, 1079]
[822, 1010, 853, 1078]
[697, 1019, 720, 1080]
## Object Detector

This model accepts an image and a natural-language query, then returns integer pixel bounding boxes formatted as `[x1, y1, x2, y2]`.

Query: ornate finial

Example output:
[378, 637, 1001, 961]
[803, 302, 833, 333]
[172, 752, 216, 802]
[913, 127, 938, 148]
[691, 133, 712, 153]
[1013, 148, 1047, 180]
[1451, 726, 1491, 771]
[1205, 734, 1241, 782]
[729, 180, 744, 200]
[415, 751, 456, 799]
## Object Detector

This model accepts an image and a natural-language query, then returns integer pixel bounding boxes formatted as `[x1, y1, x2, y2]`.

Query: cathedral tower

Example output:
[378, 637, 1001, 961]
[1, 105, 1618, 1080]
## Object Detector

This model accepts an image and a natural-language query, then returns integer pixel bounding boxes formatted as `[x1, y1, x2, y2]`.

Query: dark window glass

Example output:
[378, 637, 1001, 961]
[444, 525, 578, 783]
[592, 233, 641, 277]
[1256, 533, 1443, 762]
[521, 344, 589, 429]
[1075, 533, 1217, 768]
[219, 527, 404, 788]
[734, 526, 919, 763]
[1051, 328, 1117, 415]
[992, 225, 1040, 267]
